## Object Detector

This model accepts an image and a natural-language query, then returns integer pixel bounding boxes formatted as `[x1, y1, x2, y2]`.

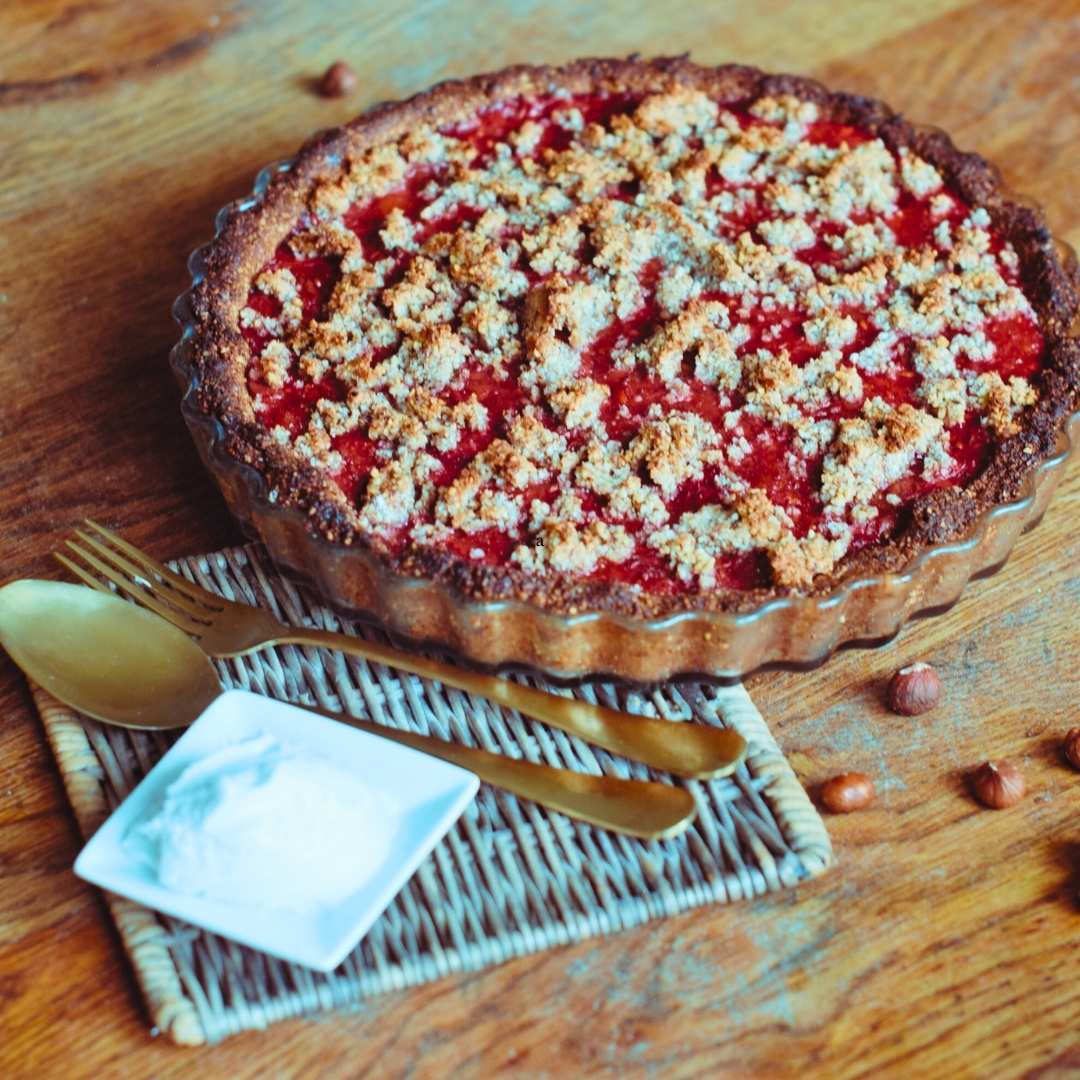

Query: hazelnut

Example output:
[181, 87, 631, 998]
[1063, 728, 1080, 771]
[318, 60, 358, 98]
[887, 661, 941, 716]
[970, 760, 1025, 809]
[820, 772, 876, 814]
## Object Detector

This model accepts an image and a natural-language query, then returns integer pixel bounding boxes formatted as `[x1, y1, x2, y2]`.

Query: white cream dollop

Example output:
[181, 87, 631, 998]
[126, 733, 395, 912]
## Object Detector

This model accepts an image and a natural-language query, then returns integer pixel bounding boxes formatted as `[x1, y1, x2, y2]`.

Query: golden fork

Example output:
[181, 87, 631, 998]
[54, 521, 747, 780]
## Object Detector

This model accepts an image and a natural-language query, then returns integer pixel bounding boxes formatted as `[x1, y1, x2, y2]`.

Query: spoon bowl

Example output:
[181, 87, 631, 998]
[0, 580, 220, 727]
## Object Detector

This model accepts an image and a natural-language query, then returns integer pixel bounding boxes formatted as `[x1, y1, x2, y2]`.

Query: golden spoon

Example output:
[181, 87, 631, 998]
[0, 579, 701, 840]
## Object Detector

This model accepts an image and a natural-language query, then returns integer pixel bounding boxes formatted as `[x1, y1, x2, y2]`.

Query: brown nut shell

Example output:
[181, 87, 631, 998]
[970, 760, 1026, 809]
[888, 662, 942, 716]
[1063, 728, 1080, 771]
[820, 772, 876, 814]
[319, 61, 358, 98]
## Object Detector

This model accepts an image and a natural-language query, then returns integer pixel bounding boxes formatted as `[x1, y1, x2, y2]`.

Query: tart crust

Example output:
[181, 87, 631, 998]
[188, 55, 1080, 621]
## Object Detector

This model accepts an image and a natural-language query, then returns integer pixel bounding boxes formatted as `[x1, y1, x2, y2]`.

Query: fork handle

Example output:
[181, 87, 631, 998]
[258, 627, 745, 780]
[303, 701, 696, 839]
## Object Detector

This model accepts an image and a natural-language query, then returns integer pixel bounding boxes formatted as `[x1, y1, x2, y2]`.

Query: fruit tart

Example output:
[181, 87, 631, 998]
[174, 56, 1080, 680]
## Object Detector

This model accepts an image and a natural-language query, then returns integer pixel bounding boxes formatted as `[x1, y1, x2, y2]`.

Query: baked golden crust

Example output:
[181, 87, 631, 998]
[187, 55, 1080, 619]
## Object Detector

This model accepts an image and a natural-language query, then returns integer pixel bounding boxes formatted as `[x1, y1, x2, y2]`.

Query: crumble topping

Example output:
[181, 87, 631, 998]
[513, 518, 634, 575]
[821, 400, 944, 513]
[238, 84, 1046, 596]
[548, 379, 610, 429]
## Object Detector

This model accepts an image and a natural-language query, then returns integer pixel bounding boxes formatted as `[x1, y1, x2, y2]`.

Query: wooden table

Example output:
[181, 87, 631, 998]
[2, 1, 1077, 1075]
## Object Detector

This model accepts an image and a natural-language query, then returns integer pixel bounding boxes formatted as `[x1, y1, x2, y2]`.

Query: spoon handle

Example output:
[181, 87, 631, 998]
[253, 627, 746, 780]
[304, 702, 696, 840]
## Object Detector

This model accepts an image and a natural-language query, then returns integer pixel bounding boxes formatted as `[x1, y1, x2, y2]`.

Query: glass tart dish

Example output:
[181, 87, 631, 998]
[171, 56, 1080, 682]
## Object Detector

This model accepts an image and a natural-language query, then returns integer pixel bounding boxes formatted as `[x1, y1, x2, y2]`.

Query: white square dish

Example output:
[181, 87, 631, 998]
[74, 689, 478, 972]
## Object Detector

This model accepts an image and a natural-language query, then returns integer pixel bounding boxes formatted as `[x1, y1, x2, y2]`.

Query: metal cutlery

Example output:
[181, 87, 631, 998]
[53, 520, 747, 781]
[0, 579, 700, 839]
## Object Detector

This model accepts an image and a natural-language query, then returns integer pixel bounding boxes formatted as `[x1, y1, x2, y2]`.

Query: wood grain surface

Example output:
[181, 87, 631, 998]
[1, 1, 1078, 1076]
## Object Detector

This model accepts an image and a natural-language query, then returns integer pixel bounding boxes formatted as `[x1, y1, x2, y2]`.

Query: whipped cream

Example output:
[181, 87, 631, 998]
[126, 733, 395, 912]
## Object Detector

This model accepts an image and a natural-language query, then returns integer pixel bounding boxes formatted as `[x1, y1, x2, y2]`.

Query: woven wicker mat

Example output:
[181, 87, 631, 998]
[28, 543, 831, 1046]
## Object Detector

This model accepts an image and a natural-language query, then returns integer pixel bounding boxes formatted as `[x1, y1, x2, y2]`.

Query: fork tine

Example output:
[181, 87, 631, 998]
[83, 518, 224, 611]
[53, 552, 111, 593]
[71, 527, 214, 620]
[61, 540, 206, 636]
